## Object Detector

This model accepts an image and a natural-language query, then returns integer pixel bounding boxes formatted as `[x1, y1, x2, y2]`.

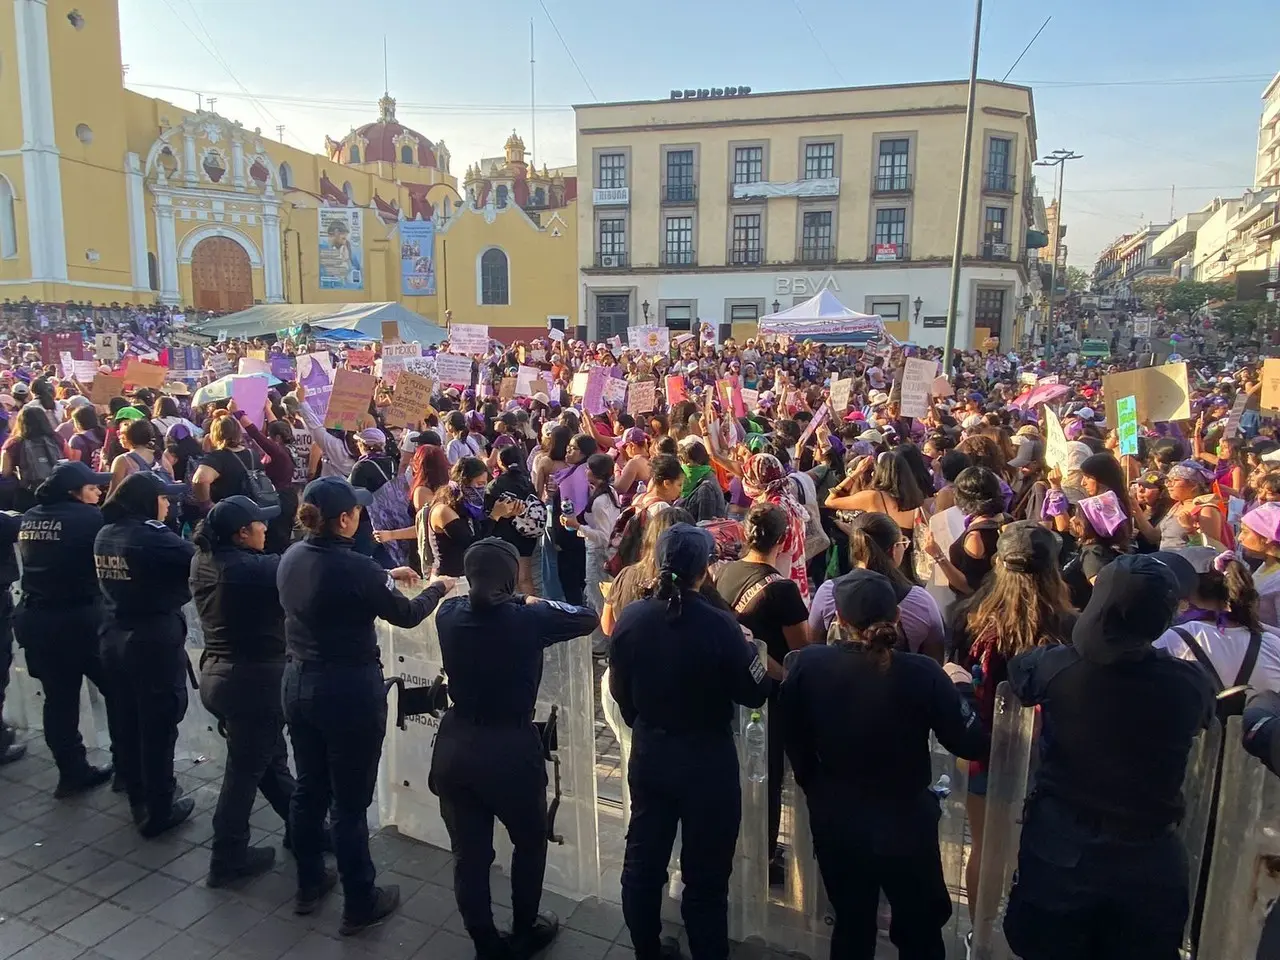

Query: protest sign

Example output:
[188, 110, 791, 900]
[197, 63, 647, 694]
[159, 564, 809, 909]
[71, 359, 99, 382]
[246, 348, 267, 361]
[380, 341, 422, 384]
[89, 374, 125, 406]
[829, 378, 851, 413]
[630, 326, 670, 355]
[515, 365, 540, 397]
[231, 376, 269, 429]
[1262, 358, 1280, 410]
[1102, 361, 1190, 424]
[499, 377, 517, 402]
[628, 380, 656, 415]
[1116, 395, 1139, 456]
[209, 354, 233, 378]
[270, 355, 296, 383]
[584, 368, 608, 415]
[1224, 393, 1248, 438]
[1020, 371, 1039, 385]
[448, 324, 489, 356]
[59, 351, 74, 379]
[931, 376, 955, 398]
[665, 375, 687, 406]
[900, 357, 938, 418]
[238, 357, 270, 377]
[537, 378, 556, 400]
[1044, 407, 1069, 473]
[570, 371, 590, 397]
[530, 347, 546, 363]
[381, 320, 401, 343]
[797, 404, 828, 450]
[741, 388, 759, 412]
[346, 349, 375, 369]
[433, 353, 473, 386]
[324, 369, 377, 431]
[123, 358, 167, 389]
[297, 352, 335, 417]
[386, 372, 434, 427]
[548, 328, 565, 342]
[602, 376, 628, 408]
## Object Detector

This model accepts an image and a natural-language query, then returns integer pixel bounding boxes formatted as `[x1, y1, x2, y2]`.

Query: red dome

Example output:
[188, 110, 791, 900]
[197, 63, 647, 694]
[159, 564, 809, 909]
[331, 94, 438, 168]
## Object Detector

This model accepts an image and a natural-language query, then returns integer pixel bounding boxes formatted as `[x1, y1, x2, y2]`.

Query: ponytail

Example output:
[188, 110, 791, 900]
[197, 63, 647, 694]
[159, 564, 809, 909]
[1223, 558, 1263, 634]
[838, 621, 899, 671]
[191, 518, 217, 554]
[654, 567, 686, 621]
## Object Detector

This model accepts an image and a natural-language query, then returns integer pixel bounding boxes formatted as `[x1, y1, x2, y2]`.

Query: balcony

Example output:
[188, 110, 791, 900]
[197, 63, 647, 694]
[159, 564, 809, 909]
[594, 252, 629, 268]
[798, 243, 835, 263]
[870, 241, 910, 262]
[662, 183, 698, 205]
[730, 248, 763, 266]
[872, 173, 913, 195]
[592, 186, 630, 206]
[660, 247, 697, 267]
[983, 170, 1016, 195]
[981, 241, 1012, 261]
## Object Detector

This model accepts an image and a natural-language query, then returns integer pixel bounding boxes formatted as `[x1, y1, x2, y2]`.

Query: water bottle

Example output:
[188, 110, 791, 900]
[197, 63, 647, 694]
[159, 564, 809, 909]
[929, 774, 952, 809]
[744, 712, 767, 783]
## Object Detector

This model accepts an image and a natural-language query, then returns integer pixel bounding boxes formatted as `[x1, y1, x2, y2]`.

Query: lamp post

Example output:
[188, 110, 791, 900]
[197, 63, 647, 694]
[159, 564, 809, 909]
[641, 299, 650, 321]
[772, 300, 781, 313]
[913, 297, 923, 323]
[1035, 148, 1084, 335]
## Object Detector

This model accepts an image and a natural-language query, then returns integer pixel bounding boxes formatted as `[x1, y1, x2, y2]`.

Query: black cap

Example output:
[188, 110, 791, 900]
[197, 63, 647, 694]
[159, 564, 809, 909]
[1135, 470, 1166, 489]
[129, 469, 187, 498]
[996, 521, 1060, 574]
[1073, 554, 1182, 665]
[39, 460, 111, 496]
[656, 523, 715, 581]
[205, 495, 280, 538]
[1149, 550, 1200, 599]
[833, 569, 899, 629]
[301, 476, 373, 520]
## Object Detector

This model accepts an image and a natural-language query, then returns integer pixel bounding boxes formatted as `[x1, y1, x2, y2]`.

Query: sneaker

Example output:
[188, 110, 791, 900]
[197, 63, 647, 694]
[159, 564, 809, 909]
[510, 913, 559, 958]
[339, 884, 400, 936]
[294, 867, 338, 916]
[139, 797, 195, 838]
[54, 764, 113, 799]
[207, 846, 276, 888]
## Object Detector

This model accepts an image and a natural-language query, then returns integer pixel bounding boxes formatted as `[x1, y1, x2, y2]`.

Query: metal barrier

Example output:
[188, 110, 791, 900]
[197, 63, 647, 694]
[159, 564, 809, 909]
[1198, 717, 1280, 960]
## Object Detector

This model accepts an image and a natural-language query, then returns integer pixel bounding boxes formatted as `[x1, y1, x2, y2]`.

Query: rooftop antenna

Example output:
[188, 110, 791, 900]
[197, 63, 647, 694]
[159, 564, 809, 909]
[383, 35, 389, 94]
[530, 19, 536, 168]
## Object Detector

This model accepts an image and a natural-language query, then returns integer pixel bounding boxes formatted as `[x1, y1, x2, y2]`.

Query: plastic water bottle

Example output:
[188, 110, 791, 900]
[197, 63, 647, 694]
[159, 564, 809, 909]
[930, 774, 952, 811]
[744, 712, 767, 783]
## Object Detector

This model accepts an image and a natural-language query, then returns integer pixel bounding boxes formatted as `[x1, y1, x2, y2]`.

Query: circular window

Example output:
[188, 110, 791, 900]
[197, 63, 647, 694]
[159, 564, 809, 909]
[75, 123, 93, 145]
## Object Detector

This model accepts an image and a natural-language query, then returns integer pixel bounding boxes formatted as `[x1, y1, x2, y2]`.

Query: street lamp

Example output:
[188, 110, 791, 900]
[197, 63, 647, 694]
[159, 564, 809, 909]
[772, 300, 781, 313]
[913, 297, 923, 322]
[641, 299, 650, 321]
[1035, 148, 1084, 333]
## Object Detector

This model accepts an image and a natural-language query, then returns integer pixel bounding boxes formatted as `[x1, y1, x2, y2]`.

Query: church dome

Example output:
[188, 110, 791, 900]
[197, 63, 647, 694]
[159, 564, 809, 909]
[328, 94, 440, 168]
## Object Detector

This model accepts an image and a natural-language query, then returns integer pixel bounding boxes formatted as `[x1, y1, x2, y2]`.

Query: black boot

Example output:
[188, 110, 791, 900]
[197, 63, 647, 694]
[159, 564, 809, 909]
[139, 796, 195, 838]
[208, 846, 275, 888]
[339, 885, 400, 936]
[55, 764, 113, 799]
[294, 866, 338, 916]
[510, 913, 560, 959]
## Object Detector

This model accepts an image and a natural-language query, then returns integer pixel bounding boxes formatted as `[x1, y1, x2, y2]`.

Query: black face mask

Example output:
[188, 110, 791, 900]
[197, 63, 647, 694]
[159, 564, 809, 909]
[464, 537, 519, 608]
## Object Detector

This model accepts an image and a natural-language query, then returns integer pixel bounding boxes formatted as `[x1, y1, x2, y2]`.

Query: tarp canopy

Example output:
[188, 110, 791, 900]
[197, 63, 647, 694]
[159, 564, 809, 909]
[194, 302, 447, 345]
[757, 290, 897, 343]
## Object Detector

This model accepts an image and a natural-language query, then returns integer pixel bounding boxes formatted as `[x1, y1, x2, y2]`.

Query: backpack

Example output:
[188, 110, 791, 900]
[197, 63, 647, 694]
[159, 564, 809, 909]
[229, 449, 280, 510]
[1171, 625, 1261, 720]
[604, 504, 643, 577]
[16, 437, 61, 490]
[787, 472, 831, 562]
[126, 451, 183, 524]
[357, 456, 413, 566]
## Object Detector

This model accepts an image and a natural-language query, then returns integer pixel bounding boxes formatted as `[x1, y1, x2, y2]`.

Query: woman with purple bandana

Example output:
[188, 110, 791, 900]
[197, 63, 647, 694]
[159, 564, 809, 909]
[1239, 502, 1280, 629]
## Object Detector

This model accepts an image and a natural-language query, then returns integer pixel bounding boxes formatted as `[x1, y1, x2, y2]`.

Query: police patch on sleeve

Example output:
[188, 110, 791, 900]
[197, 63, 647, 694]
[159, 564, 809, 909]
[145, 520, 168, 529]
[749, 654, 766, 683]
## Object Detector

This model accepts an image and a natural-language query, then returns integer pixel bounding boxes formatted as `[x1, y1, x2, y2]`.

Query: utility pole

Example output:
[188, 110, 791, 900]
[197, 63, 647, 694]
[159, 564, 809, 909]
[942, 0, 983, 375]
[1035, 149, 1084, 339]
[276, 124, 285, 142]
[530, 20, 536, 167]
[207, 97, 217, 113]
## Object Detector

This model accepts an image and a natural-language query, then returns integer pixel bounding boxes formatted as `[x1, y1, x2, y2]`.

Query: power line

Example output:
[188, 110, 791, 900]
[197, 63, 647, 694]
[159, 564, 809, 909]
[790, 0, 845, 84]
[1066, 185, 1254, 194]
[128, 83, 576, 113]
[1001, 16, 1050, 83]
[1025, 73, 1272, 88]
[535, 0, 597, 101]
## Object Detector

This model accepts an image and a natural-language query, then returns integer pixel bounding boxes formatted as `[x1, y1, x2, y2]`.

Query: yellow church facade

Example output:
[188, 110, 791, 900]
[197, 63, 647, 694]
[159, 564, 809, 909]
[0, 0, 577, 338]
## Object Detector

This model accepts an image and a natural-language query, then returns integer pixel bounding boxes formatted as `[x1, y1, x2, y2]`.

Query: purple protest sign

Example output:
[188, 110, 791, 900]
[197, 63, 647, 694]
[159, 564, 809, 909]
[270, 355, 296, 383]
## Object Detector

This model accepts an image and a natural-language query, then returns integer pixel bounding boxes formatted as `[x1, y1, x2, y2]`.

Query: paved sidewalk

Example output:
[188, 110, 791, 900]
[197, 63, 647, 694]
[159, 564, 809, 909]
[0, 736, 646, 960]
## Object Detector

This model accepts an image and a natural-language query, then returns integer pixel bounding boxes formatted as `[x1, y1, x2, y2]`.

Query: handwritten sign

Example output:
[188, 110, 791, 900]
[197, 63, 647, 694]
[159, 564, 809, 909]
[1102, 361, 1190, 424]
[900, 357, 938, 418]
[602, 376, 628, 407]
[1116, 395, 1139, 456]
[829, 378, 851, 413]
[1225, 393, 1248, 438]
[584, 368, 608, 415]
[448, 324, 489, 356]
[324, 369, 377, 431]
[499, 377, 517, 402]
[386, 372, 434, 427]
[381, 341, 422, 385]
[515, 365, 540, 397]
[741, 387, 759, 412]
[1263, 359, 1280, 411]
[1044, 406, 1068, 473]
[346, 349, 375, 369]
[931, 375, 955, 398]
[628, 380, 656, 415]
[71, 359, 99, 382]
[570, 371, 590, 397]
[123, 358, 167, 389]
[89, 374, 125, 406]
[433, 353, 473, 386]
[246, 348, 268, 361]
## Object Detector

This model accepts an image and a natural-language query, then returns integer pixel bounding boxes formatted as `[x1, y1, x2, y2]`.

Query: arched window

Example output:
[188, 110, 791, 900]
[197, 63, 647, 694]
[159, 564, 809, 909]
[0, 177, 17, 259]
[480, 248, 509, 305]
[349, 145, 361, 163]
[279, 162, 293, 188]
[147, 252, 159, 291]
[533, 186, 546, 207]
[496, 185, 509, 209]
[400, 144, 414, 164]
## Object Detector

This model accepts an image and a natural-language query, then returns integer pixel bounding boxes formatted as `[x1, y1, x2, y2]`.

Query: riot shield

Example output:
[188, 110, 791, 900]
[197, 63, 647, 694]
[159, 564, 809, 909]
[969, 682, 1036, 960]
[1177, 719, 1222, 956]
[376, 582, 601, 902]
[1197, 717, 1280, 960]
[934, 738, 971, 958]
[174, 602, 224, 764]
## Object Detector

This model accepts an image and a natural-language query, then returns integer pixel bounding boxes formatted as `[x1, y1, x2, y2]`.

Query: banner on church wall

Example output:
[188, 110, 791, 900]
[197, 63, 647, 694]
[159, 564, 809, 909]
[318, 208, 364, 291]
[400, 219, 436, 296]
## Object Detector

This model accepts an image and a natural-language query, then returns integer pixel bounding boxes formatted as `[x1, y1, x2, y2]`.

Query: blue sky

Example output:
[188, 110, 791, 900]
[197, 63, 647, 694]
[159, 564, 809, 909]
[119, 0, 1276, 266]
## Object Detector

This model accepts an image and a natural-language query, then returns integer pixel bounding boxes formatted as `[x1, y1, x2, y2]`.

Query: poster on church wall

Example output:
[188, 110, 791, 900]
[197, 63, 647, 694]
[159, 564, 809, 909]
[318, 208, 364, 291]
[400, 219, 436, 296]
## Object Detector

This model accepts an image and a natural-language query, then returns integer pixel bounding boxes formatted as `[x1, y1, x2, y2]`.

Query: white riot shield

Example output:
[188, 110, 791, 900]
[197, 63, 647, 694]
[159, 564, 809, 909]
[731, 699, 770, 944]
[933, 739, 971, 957]
[1177, 719, 1222, 956]
[969, 682, 1036, 960]
[1197, 717, 1280, 960]
[174, 602, 224, 763]
[376, 582, 601, 902]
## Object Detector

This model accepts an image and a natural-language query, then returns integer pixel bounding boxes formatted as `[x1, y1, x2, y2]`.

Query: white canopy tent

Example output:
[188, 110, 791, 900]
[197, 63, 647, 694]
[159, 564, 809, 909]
[757, 290, 898, 343]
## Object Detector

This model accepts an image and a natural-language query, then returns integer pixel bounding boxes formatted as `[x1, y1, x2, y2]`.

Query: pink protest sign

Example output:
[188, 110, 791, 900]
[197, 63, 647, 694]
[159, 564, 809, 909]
[666, 375, 687, 406]
[583, 367, 608, 415]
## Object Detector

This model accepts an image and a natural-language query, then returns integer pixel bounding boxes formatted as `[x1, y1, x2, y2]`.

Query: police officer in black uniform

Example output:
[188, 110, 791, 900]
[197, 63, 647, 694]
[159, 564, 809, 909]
[190, 495, 294, 887]
[609, 523, 771, 960]
[94, 470, 197, 837]
[1003, 554, 1215, 960]
[15, 461, 119, 796]
[0, 504, 24, 766]
[779, 569, 988, 960]
[278, 476, 453, 935]
[432, 538, 599, 960]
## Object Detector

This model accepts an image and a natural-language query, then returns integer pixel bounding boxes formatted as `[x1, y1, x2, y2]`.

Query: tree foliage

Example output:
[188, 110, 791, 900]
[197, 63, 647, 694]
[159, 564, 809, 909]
[1065, 266, 1090, 293]
[1150, 280, 1236, 313]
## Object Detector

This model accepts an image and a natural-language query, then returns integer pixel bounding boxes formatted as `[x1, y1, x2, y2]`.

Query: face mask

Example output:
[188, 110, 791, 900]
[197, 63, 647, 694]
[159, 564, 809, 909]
[460, 484, 485, 520]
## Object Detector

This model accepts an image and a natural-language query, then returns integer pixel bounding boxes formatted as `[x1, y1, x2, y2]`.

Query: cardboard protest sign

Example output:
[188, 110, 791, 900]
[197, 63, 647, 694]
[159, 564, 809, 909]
[1102, 362, 1190, 424]
[448, 324, 489, 356]
[537, 378, 556, 400]
[829, 378, 851, 414]
[346, 349, 375, 369]
[900, 358, 938, 418]
[570, 371, 590, 397]
[433, 353, 473, 386]
[381, 320, 400, 343]
[1044, 407, 1069, 473]
[602, 376, 628, 408]
[324, 369, 377, 431]
[931, 376, 955, 398]
[1262, 359, 1280, 411]
[628, 380, 656, 416]
[1116, 395, 1139, 456]
[89, 374, 125, 406]
[123, 358, 167, 389]
[666, 376, 687, 406]
[246, 348, 267, 361]
[380, 341, 422, 385]
[1225, 392, 1248, 438]
[741, 387, 759, 412]
[386, 372, 434, 427]
[499, 377, 517, 402]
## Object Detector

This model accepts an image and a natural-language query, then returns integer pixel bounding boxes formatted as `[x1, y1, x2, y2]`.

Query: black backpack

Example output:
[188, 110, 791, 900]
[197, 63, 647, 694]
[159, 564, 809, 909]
[16, 437, 61, 490]
[1171, 626, 1262, 720]
[233, 449, 280, 510]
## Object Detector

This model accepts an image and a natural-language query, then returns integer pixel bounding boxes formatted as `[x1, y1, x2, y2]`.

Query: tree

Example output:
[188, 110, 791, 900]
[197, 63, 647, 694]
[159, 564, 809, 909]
[1065, 266, 1090, 293]
[1157, 280, 1235, 314]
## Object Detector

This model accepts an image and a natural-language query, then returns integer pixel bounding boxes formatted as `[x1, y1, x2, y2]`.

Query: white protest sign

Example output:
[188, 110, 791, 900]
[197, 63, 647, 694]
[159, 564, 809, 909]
[602, 376, 628, 407]
[629, 325, 669, 355]
[380, 341, 422, 385]
[515, 365, 540, 397]
[1044, 406, 1069, 474]
[900, 357, 938, 418]
[447, 324, 489, 356]
[434, 352, 473, 386]
[829, 378, 851, 413]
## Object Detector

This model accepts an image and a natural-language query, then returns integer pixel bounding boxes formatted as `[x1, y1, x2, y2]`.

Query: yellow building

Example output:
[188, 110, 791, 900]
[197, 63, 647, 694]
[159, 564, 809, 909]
[574, 80, 1042, 348]
[0, 0, 577, 339]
